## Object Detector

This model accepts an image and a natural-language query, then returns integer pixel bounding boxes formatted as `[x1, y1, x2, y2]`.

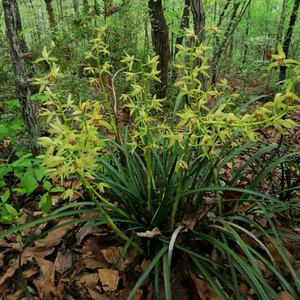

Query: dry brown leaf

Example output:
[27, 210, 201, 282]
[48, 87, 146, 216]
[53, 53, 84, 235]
[55, 249, 73, 274]
[86, 286, 108, 300]
[239, 284, 249, 295]
[78, 236, 107, 261]
[70, 259, 85, 279]
[141, 259, 150, 271]
[190, 271, 220, 300]
[76, 226, 109, 245]
[101, 247, 122, 264]
[98, 269, 119, 292]
[100, 247, 137, 271]
[34, 218, 73, 248]
[120, 287, 143, 300]
[23, 246, 55, 259]
[76, 226, 95, 244]
[256, 259, 267, 273]
[280, 291, 294, 300]
[182, 215, 197, 230]
[266, 238, 297, 274]
[84, 258, 110, 269]
[33, 257, 62, 300]
[136, 227, 161, 238]
[5, 290, 24, 300]
[0, 267, 17, 286]
[77, 273, 99, 287]
[133, 289, 143, 300]
[23, 268, 39, 279]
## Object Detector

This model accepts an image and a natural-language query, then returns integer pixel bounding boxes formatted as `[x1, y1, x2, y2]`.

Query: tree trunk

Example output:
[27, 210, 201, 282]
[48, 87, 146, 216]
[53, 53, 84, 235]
[44, 0, 57, 29]
[2, 0, 41, 157]
[275, 0, 287, 51]
[175, 0, 190, 56]
[73, 0, 79, 13]
[83, 0, 88, 13]
[243, 8, 250, 65]
[190, 0, 206, 90]
[279, 0, 300, 82]
[148, 0, 171, 98]
[57, 0, 64, 21]
[212, 0, 251, 84]
[190, 0, 205, 42]
[217, 0, 232, 28]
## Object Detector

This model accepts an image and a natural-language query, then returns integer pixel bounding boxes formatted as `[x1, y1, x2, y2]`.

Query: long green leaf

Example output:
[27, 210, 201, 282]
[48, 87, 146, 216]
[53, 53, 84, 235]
[163, 253, 172, 300]
[128, 246, 168, 300]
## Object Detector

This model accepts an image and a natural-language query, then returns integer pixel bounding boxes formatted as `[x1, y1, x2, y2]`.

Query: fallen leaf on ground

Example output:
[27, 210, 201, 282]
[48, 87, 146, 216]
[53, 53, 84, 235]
[77, 272, 99, 287]
[98, 269, 119, 291]
[23, 246, 55, 259]
[101, 247, 137, 271]
[84, 258, 110, 269]
[266, 238, 297, 274]
[182, 215, 197, 230]
[78, 236, 107, 261]
[190, 271, 220, 300]
[23, 268, 39, 279]
[34, 218, 73, 248]
[33, 257, 62, 300]
[101, 247, 122, 264]
[0, 267, 17, 286]
[280, 291, 294, 300]
[137, 227, 161, 238]
[86, 286, 108, 300]
[141, 259, 150, 271]
[55, 249, 73, 274]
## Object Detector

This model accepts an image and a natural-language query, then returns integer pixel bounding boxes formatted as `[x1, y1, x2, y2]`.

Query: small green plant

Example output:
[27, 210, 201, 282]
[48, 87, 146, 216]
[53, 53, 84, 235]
[0, 153, 52, 222]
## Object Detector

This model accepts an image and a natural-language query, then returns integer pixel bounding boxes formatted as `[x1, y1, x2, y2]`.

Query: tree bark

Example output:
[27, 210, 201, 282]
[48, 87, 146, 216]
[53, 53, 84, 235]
[73, 0, 79, 13]
[190, 0, 206, 90]
[44, 0, 57, 29]
[190, 0, 205, 42]
[279, 0, 300, 81]
[2, 0, 41, 156]
[212, 0, 251, 84]
[175, 0, 190, 56]
[148, 0, 171, 98]
[275, 0, 287, 51]
[83, 0, 88, 13]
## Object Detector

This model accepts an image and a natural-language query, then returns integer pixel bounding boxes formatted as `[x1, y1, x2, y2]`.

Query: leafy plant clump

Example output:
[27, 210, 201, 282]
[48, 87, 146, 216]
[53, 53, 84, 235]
[1, 30, 300, 299]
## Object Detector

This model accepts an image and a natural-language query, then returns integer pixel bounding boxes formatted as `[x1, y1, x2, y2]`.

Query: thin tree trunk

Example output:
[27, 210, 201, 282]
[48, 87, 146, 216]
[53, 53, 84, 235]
[73, 0, 78, 13]
[214, 0, 217, 23]
[280, 0, 300, 81]
[175, 0, 190, 55]
[148, 0, 171, 98]
[275, 0, 287, 52]
[2, 0, 41, 156]
[217, 0, 232, 28]
[58, 0, 64, 21]
[190, 0, 206, 90]
[144, 16, 149, 58]
[243, 8, 250, 65]
[44, 0, 57, 29]
[15, 1, 28, 53]
[212, 0, 251, 84]
[83, 0, 88, 13]
[190, 0, 205, 42]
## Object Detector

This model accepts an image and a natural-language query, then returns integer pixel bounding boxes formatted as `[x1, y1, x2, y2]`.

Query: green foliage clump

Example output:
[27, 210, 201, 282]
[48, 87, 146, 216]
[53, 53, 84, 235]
[1, 30, 300, 299]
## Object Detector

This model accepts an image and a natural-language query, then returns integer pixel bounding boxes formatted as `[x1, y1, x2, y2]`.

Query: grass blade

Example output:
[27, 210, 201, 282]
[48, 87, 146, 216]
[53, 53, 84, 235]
[128, 246, 168, 300]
